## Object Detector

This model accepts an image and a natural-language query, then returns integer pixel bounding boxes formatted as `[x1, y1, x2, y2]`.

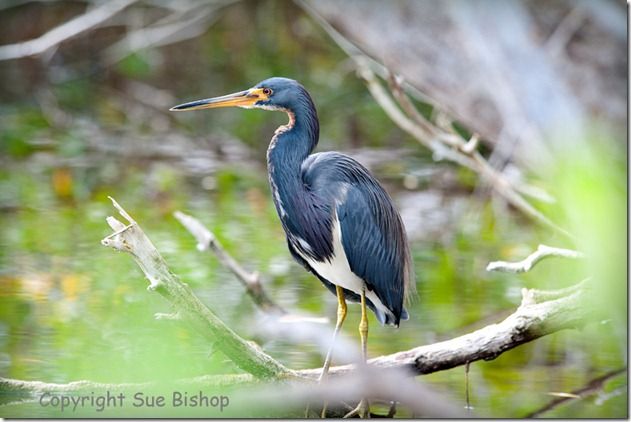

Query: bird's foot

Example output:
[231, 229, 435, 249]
[303, 402, 329, 418]
[320, 402, 329, 418]
[343, 398, 370, 418]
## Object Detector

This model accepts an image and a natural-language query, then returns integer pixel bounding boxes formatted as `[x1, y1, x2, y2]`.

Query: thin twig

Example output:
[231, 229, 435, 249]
[465, 361, 472, 412]
[486, 244, 584, 273]
[525, 367, 626, 418]
[545, 6, 586, 57]
[174, 210, 286, 315]
[520, 279, 590, 306]
[387, 73, 461, 148]
[296, 0, 436, 105]
[355, 61, 475, 169]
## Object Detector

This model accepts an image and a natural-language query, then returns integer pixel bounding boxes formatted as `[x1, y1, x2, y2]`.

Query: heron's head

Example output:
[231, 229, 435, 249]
[169, 77, 310, 113]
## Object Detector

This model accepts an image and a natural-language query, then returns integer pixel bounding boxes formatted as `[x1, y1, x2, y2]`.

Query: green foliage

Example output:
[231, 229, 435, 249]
[0, 109, 49, 158]
[117, 53, 152, 79]
[544, 133, 627, 336]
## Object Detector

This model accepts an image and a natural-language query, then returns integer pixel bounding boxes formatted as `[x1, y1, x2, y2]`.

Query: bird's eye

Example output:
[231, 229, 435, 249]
[262, 88, 273, 96]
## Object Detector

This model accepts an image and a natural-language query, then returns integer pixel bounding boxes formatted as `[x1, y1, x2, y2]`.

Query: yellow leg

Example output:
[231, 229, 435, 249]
[304, 286, 346, 418]
[359, 286, 368, 363]
[320, 285, 347, 383]
[344, 286, 370, 418]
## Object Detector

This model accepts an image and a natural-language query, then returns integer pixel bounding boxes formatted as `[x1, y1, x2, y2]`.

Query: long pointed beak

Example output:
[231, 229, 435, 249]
[169, 89, 261, 111]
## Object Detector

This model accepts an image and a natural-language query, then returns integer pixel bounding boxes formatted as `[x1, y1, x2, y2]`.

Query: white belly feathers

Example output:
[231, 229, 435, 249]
[293, 214, 391, 323]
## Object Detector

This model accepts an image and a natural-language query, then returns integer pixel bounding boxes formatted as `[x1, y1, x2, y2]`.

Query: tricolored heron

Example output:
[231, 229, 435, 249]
[171, 78, 413, 418]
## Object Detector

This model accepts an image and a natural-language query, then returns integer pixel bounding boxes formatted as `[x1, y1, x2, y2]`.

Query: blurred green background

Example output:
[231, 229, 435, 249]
[0, 0, 626, 418]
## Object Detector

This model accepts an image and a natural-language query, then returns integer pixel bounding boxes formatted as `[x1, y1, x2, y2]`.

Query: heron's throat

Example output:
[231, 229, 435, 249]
[266, 102, 319, 171]
[273, 110, 296, 137]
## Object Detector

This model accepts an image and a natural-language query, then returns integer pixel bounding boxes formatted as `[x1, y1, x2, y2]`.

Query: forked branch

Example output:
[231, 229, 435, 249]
[487, 244, 584, 273]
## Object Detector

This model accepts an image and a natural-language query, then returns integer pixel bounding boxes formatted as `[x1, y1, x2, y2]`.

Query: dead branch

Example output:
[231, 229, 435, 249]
[299, 283, 593, 378]
[520, 279, 589, 306]
[101, 197, 292, 380]
[1, 254, 595, 417]
[487, 244, 584, 273]
[525, 367, 626, 418]
[356, 61, 572, 239]
[0, 0, 136, 61]
[174, 210, 286, 315]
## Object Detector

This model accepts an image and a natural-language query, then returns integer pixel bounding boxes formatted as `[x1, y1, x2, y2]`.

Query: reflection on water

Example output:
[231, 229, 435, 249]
[0, 154, 626, 418]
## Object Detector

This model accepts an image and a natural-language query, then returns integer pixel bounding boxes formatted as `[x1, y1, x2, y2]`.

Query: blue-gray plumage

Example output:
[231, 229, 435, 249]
[170, 78, 414, 415]
[298, 152, 412, 325]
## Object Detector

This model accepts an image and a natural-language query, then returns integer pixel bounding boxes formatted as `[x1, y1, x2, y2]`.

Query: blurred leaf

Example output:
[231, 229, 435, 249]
[117, 53, 152, 79]
[51, 167, 74, 199]
[546, 135, 626, 336]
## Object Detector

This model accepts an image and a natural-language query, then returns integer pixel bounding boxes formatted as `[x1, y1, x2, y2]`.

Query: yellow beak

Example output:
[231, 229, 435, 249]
[169, 87, 269, 111]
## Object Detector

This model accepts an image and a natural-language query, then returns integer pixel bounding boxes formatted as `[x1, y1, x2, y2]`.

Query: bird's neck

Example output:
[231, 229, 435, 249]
[266, 104, 319, 186]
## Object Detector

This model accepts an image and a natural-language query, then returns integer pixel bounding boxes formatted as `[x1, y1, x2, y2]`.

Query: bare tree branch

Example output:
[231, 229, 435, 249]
[299, 283, 592, 378]
[356, 61, 573, 239]
[487, 244, 584, 273]
[0, 0, 136, 61]
[103, 1, 236, 66]
[519, 279, 589, 306]
[101, 197, 293, 380]
[173, 210, 286, 315]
